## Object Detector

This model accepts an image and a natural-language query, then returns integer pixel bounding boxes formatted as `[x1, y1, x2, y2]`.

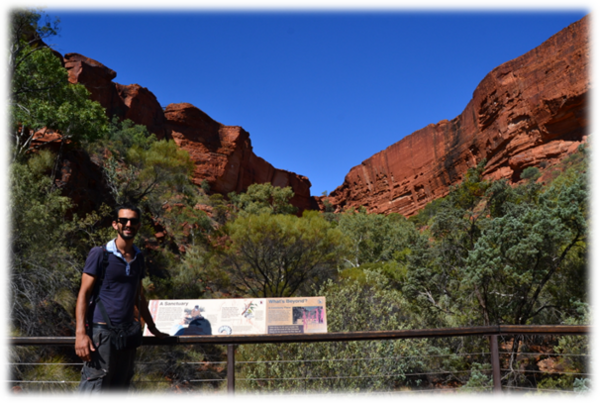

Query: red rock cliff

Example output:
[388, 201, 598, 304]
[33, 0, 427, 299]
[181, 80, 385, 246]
[327, 16, 589, 216]
[165, 102, 315, 211]
[64, 53, 167, 140]
[64, 53, 315, 212]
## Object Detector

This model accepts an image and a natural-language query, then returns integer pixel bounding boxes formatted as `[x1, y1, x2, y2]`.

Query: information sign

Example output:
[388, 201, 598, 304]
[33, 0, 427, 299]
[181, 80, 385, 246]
[144, 297, 327, 336]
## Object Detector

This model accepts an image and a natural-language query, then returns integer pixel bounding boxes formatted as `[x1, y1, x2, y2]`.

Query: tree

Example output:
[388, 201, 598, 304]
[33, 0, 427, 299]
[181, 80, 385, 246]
[100, 119, 195, 213]
[520, 166, 541, 182]
[403, 155, 588, 330]
[403, 163, 492, 327]
[10, 151, 79, 337]
[219, 211, 348, 297]
[337, 208, 417, 269]
[464, 174, 587, 327]
[9, 8, 59, 74]
[9, 9, 108, 161]
[228, 183, 297, 217]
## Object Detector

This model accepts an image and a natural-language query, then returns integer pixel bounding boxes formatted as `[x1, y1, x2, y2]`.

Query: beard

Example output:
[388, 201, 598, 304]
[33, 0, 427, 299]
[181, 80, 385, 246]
[118, 227, 137, 240]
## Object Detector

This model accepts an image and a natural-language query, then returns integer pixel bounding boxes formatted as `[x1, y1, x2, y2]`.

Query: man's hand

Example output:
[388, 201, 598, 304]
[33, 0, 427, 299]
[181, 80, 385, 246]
[75, 332, 95, 362]
[148, 325, 169, 339]
[75, 273, 96, 362]
[138, 282, 170, 339]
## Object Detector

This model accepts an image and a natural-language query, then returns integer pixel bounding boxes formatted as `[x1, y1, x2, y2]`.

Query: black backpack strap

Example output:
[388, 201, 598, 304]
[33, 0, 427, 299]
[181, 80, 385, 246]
[89, 246, 109, 299]
[100, 246, 109, 286]
[96, 298, 114, 328]
[87, 246, 112, 329]
[95, 246, 115, 327]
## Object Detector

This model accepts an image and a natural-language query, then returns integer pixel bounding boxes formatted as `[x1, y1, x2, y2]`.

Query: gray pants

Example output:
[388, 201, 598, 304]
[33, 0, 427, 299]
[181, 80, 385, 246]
[78, 325, 137, 393]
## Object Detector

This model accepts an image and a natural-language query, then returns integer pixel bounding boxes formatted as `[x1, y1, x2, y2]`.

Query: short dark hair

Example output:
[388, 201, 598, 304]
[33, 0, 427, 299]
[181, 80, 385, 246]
[114, 203, 141, 220]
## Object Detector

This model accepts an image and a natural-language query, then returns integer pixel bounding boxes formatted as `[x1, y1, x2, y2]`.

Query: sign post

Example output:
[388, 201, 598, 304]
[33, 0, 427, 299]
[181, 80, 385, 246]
[227, 344, 235, 394]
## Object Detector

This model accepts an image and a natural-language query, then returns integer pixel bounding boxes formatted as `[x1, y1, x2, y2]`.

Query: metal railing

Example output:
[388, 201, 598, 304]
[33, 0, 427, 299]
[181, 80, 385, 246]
[10, 324, 589, 394]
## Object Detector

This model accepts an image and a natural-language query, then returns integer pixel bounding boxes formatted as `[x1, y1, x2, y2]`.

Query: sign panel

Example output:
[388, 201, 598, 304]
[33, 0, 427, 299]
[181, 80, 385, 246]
[144, 297, 327, 336]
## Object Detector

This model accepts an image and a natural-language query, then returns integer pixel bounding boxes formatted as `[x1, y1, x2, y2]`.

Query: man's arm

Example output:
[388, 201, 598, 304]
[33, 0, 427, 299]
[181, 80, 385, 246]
[74, 273, 96, 362]
[137, 281, 169, 339]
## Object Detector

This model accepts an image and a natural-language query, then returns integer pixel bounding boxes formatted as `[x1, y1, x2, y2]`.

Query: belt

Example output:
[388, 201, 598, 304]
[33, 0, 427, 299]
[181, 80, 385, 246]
[92, 322, 135, 329]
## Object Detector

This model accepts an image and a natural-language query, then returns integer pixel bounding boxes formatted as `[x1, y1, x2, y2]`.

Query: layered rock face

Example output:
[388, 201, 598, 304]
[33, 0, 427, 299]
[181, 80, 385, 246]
[327, 16, 589, 216]
[64, 53, 315, 211]
[165, 103, 315, 211]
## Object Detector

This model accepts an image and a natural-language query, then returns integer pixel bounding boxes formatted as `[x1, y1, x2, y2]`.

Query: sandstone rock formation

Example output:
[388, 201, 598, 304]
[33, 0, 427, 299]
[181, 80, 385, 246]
[64, 53, 167, 140]
[165, 102, 316, 212]
[326, 16, 589, 217]
[64, 54, 316, 212]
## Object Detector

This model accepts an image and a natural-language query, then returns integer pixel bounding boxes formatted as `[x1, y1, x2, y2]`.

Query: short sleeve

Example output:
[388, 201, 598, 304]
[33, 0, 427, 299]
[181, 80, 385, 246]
[83, 246, 104, 276]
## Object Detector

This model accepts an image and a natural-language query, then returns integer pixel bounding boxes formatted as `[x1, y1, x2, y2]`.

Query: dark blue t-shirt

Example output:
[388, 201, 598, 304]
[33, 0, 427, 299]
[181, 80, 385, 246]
[84, 245, 145, 325]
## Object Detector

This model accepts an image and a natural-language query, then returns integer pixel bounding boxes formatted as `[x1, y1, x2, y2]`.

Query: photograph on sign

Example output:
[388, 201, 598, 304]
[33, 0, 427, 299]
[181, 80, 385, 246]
[265, 297, 327, 334]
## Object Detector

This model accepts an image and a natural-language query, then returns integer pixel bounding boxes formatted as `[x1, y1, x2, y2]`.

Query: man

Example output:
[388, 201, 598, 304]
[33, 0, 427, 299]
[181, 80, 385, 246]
[75, 203, 168, 392]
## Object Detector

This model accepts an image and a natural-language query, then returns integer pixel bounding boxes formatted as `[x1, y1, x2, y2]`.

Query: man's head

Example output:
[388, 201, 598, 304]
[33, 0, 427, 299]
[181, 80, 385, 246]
[112, 203, 142, 241]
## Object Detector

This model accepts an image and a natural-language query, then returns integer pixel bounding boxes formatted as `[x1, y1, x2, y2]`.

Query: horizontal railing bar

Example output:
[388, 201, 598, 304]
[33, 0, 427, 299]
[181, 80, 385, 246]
[8, 380, 80, 384]
[239, 369, 485, 381]
[9, 325, 589, 346]
[184, 379, 226, 383]
[398, 388, 460, 393]
[8, 363, 84, 366]
[236, 353, 490, 364]
[503, 386, 579, 393]
[499, 352, 589, 357]
[500, 369, 590, 376]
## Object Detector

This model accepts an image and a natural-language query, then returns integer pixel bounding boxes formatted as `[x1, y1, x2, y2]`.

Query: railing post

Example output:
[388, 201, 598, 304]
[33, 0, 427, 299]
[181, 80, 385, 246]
[227, 344, 235, 394]
[489, 335, 502, 393]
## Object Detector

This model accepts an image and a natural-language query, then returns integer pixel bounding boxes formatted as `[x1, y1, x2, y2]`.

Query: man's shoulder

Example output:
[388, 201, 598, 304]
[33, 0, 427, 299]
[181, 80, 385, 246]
[88, 245, 106, 257]
[83, 246, 107, 275]
[84, 245, 110, 265]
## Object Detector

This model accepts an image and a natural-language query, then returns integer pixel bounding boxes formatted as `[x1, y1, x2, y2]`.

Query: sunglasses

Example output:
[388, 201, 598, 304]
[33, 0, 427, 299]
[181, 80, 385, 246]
[117, 217, 140, 226]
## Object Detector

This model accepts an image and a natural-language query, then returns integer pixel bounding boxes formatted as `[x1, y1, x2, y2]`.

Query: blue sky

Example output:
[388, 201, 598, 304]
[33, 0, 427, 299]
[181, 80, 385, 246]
[33, 7, 590, 196]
